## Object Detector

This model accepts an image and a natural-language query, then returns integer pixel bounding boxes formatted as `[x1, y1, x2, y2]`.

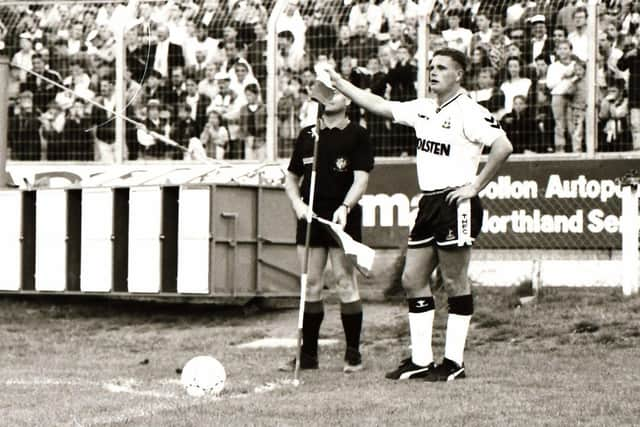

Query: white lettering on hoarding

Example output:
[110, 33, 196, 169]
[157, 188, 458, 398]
[360, 193, 420, 227]
[480, 176, 538, 199]
[479, 209, 622, 234]
[358, 193, 622, 235]
[544, 175, 622, 202]
[481, 210, 584, 234]
[467, 175, 622, 202]
[587, 209, 621, 233]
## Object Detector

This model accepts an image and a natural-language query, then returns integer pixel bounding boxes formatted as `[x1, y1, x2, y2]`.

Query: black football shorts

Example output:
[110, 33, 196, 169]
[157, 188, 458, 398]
[408, 188, 483, 249]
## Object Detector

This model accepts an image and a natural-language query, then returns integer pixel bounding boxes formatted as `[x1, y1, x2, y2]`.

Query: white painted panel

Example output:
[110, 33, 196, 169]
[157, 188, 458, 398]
[177, 187, 210, 294]
[127, 187, 162, 293]
[177, 240, 210, 293]
[129, 187, 163, 239]
[0, 191, 23, 291]
[35, 190, 67, 291]
[81, 188, 113, 292]
[127, 240, 162, 293]
[81, 240, 113, 292]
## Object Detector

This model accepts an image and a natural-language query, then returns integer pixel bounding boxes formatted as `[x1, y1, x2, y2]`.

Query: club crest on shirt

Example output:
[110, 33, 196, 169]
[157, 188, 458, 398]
[333, 157, 349, 172]
[441, 118, 451, 129]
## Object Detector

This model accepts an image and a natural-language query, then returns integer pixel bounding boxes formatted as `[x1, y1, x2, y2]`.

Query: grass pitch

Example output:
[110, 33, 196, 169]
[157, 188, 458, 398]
[1, 287, 639, 426]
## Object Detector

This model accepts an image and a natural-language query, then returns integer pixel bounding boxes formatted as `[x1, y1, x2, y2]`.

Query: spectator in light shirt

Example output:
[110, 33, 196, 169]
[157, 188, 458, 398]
[568, 6, 589, 61]
[546, 39, 576, 152]
[442, 8, 472, 55]
[348, 0, 383, 37]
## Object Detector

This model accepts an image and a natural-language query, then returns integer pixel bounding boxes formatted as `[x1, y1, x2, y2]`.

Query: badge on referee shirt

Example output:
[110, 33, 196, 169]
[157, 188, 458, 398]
[333, 157, 349, 172]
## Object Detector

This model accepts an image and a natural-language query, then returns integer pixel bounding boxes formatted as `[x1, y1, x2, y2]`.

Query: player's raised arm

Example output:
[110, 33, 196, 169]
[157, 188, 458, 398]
[324, 67, 394, 120]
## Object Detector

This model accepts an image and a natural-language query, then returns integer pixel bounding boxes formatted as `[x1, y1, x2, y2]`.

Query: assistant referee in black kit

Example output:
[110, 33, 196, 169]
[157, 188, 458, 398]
[282, 87, 374, 373]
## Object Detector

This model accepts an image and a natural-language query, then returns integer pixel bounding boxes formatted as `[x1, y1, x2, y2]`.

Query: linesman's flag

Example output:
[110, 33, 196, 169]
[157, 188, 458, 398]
[315, 216, 376, 275]
[311, 63, 335, 104]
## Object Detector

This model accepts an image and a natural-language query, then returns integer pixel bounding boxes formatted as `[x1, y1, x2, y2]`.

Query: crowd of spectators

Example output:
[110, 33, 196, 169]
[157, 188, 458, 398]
[1, 0, 639, 162]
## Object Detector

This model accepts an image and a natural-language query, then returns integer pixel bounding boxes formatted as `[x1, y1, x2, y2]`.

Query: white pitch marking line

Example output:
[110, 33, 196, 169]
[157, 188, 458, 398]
[88, 377, 301, 425]
[103, 382, 178, 399]
[4, 378, 101, 387]
[4, 375, 299, 426]
[254, 378, 299, 393]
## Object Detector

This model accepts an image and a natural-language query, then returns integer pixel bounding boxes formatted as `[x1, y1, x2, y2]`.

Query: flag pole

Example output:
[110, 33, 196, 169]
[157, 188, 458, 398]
[293, 72, 335, 384]
[294, 99, 323, 385]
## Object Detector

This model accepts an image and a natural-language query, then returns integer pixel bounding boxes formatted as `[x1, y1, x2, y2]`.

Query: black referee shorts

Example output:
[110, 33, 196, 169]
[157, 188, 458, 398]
[408, 188, 483, 249]
[296, 202, 362, 247]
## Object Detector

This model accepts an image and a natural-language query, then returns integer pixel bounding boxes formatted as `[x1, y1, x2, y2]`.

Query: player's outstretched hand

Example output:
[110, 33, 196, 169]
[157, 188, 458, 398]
[331, 205, 348, 230]
[445, 184, 479, 205]
[317, 64, 340, 85]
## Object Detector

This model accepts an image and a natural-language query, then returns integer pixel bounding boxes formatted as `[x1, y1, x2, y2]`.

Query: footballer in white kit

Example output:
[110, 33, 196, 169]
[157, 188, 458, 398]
[391, 92, 506, 248]
[326, 48, 513, 382]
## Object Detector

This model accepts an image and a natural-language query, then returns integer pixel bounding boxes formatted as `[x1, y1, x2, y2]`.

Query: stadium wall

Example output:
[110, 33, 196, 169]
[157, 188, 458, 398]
[0, 176, 301, 298]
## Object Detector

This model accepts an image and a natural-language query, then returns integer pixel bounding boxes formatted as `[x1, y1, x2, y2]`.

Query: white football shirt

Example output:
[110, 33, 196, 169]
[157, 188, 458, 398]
[391, 91, 506, 191]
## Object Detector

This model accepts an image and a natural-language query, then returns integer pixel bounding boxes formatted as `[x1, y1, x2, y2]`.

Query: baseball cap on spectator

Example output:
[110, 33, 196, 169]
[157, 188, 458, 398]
[147, 99, 161, 109]
[508, 27, 525, 40]
[529, 15, 545, 25]
[214, 71, 231, 81]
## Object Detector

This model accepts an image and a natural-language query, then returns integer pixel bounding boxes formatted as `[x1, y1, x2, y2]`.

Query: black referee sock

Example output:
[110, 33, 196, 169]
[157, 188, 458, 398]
[301, 301, 324, 358]
[340, 300, 363, 353]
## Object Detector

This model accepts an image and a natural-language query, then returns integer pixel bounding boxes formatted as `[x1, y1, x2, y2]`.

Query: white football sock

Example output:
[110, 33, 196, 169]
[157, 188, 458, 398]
[444, 313, 471, 366]
[408, 310, 434, 366]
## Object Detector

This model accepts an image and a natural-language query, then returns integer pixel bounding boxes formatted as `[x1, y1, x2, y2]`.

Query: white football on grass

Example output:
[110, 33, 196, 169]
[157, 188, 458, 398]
[180, 356, 226, 397]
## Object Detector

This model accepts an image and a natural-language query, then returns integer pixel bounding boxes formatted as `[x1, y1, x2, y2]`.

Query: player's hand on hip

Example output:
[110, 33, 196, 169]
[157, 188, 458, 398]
[332, 205, 348, 229]
[445, 184, 478, 205]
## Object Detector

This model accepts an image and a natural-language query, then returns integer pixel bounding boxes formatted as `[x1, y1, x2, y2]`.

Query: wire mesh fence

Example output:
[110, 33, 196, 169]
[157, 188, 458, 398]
[274, 0, 420, 158]
[0, 0, 275, 162]
[2, 1, 120, 161]
[1, 0, 640, 162]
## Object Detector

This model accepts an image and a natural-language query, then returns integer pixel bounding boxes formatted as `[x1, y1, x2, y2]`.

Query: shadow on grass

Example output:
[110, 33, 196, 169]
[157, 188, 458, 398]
[0, 294, 279, 325]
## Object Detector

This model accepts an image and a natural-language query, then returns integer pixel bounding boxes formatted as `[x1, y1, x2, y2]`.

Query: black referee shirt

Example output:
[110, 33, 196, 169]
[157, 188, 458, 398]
[287, 121, 374, 206]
